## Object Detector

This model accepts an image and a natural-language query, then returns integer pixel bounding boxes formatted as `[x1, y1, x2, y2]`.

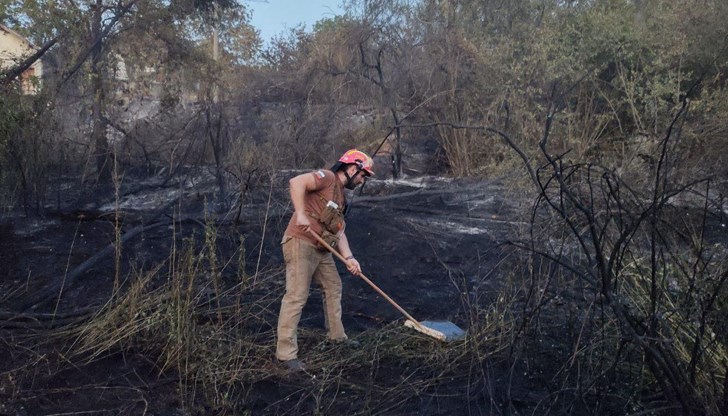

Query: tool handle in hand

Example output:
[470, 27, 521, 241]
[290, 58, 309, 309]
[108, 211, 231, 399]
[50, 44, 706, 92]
[307, 230, 423, 328]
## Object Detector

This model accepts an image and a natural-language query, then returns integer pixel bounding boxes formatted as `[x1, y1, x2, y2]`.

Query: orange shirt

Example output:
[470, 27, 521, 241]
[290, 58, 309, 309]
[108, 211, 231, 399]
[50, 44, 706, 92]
[285, 170, 346, 247]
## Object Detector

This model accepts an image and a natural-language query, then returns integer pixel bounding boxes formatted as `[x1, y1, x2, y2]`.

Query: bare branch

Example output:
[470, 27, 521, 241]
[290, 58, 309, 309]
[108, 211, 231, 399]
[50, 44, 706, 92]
[392, 121, 538, 186]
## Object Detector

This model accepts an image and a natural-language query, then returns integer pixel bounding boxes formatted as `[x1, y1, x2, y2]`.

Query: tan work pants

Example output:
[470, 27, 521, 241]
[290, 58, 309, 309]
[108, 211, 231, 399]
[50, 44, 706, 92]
[276, 235, 347, 361]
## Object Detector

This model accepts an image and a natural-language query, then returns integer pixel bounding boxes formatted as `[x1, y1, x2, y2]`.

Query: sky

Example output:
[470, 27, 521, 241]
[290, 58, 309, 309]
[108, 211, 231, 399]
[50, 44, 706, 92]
[248, 0, 345, 45]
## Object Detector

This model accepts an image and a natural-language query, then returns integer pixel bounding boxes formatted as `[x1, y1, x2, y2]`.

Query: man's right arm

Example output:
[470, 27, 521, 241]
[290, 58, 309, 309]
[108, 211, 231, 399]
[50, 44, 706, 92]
[289, 173, 317, 232]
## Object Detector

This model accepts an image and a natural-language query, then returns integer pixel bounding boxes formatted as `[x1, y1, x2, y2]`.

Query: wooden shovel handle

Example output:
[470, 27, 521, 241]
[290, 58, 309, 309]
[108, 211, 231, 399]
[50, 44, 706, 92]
[307, 230, 423, 328]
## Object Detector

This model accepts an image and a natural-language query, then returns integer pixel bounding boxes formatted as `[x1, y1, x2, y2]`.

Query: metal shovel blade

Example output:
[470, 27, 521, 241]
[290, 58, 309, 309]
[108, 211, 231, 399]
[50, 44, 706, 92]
[404, 319, 466, 342]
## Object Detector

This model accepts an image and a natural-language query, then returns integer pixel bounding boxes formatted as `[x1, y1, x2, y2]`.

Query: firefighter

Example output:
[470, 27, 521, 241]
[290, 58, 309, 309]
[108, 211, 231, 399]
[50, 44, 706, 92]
[276, 149, 375, 371]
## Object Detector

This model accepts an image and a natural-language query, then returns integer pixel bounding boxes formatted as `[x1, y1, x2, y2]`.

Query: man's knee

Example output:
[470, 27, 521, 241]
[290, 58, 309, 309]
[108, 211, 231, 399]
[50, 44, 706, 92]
[282, 291, 308, 308]
[325, 282, 342, 298]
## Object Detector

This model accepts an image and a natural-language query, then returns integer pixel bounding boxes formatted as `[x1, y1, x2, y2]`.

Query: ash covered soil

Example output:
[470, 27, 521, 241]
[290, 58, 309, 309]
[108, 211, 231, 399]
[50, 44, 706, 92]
[0, 171, 533, 415]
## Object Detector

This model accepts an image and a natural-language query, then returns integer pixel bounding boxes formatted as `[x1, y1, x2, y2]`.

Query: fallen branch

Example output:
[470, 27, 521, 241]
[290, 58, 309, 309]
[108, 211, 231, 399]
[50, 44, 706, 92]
[0, 308, 94, 330]
[20, 220, 170, 312]
[0, 34, 60, 87]
[20, 198, 181, 312]
[354, 188, 443, 203]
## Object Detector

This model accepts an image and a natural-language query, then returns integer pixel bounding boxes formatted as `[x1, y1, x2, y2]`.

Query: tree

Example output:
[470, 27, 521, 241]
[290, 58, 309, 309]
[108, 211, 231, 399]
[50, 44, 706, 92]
[1, 0, 260, 210]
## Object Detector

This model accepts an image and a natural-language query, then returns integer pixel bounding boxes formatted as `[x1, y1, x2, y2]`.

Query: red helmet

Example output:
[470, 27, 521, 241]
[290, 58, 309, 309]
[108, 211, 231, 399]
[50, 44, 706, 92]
[338, 149, 375, 176]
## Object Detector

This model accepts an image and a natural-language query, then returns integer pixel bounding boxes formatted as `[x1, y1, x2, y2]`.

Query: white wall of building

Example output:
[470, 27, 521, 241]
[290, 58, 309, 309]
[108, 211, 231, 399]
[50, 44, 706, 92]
[0, 23, 43, 93]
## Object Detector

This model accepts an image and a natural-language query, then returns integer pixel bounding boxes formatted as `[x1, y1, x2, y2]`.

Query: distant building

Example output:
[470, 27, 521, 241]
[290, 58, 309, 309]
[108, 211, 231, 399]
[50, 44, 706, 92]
[0, 23, 43, 94]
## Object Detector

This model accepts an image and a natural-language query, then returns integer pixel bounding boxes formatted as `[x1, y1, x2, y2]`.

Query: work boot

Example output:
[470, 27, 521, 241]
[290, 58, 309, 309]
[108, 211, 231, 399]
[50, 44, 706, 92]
[280, 359, 306, 372]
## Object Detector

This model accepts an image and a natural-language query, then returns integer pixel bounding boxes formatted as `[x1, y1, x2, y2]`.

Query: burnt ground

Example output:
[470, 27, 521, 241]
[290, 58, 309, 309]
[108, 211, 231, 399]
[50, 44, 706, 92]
[0, 171, 550, 415]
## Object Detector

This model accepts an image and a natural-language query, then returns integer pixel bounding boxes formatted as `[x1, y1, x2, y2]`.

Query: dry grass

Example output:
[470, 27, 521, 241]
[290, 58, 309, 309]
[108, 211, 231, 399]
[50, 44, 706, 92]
[21, 209, 510, 415]
[620, 255, 728, 407]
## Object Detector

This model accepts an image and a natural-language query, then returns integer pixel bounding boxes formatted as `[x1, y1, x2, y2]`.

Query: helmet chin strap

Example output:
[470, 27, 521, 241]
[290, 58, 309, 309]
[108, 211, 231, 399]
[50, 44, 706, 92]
[343, 171, 358, 190]
[343, 168, 363, 190]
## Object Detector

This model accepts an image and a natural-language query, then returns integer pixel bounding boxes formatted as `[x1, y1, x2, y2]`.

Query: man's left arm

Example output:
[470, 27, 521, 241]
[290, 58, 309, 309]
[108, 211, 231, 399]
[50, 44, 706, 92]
[337, 233, 361, 275]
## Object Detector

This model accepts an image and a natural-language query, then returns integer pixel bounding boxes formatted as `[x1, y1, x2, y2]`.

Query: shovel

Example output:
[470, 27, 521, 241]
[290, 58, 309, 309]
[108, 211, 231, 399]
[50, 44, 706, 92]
[308, 230, 466, 342]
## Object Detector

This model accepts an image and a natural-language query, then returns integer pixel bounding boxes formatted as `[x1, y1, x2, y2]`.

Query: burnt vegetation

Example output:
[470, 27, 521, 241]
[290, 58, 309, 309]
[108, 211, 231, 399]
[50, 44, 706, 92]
[1, 0, 728, 415]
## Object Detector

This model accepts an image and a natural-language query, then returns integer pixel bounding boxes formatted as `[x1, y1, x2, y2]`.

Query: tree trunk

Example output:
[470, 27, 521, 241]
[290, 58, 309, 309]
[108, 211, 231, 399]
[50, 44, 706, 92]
[92, 0, 110, 182]
[390, 109, 402, 179]
[208, 3, 226, 207]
